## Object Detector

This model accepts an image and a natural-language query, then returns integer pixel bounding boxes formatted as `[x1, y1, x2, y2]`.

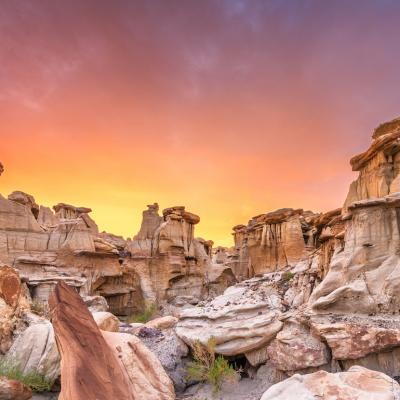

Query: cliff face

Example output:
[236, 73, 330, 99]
[227, 207, 344, 283]
[0, 165, 234, 315]
[177, 117, 400, 384]
[343, 117, 400, 212]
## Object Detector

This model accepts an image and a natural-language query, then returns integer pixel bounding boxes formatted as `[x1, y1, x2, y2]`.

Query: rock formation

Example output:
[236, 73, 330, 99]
[0, 266, 30, 353]
[124, 204, 236, 309]
[49, 281, 174, 400]
[261, 366, 400, 400]
[177, 117, 400, 396]
[0, 161, 234, 315]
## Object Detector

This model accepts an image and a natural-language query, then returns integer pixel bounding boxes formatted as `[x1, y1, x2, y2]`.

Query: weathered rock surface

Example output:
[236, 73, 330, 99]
[260, 366, 400, 400]
[0, 266, 30, 353]
[6, 322, 60, 382]
[176, 277, 284, 356]
[139, 327, 189, 392]
[0, 377, 32, 400]
[92, 311, 119, 332]
[103, 331, 175, 400]
[266, 320, 329, 371]
[49, 282, 137, 400]
[49, 281, 175, 400]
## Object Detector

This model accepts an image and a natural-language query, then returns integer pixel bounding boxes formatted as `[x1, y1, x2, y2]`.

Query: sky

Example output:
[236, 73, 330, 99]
[1, 0, 400, 246]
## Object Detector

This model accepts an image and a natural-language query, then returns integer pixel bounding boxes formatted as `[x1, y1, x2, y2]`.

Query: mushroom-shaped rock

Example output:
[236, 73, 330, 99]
[49, 281, 136, 400]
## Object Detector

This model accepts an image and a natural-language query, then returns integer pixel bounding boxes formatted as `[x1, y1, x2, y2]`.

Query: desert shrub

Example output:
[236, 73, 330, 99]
[282, 271, 295, 282]
[0, 359, 53, 392]
[187, 337, 240, 393]
[127, 303, 157, 323]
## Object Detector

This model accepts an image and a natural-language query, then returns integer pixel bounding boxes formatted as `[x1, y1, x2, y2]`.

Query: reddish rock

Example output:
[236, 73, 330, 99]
[0, 377, 32, 400]
[49, 281, 136, 400]
[0, 266, 21, 308]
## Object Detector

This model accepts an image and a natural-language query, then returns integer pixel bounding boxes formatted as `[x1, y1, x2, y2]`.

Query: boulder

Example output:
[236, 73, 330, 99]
[176, 279, 283, 356]
[102, 331, 175, 399]
[92, 312, 119, 332]
[82, 295, 109, 312]
[5, 322, 60, 382]
[0, 377, 32, 400]
[0, 266, 23, 308]
[49, 282, 136, 400]
[265, 320, 329, 371]
[145, 316, 178, 330]
[260, 366, 400, 400]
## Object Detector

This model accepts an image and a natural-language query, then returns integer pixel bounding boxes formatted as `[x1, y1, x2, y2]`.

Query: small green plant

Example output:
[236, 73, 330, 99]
[187, 338, 240, 394]
[283, 271, 295, 282]
[30, 300, 50, 319]
[127, 303, 157, 323]
[0, 359, 53, 392]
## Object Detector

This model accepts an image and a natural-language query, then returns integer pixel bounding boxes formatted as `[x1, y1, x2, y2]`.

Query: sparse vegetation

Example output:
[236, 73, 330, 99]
[30, 300, 50, 319]
[127, 303, 157, 323]
[187, 337, 240, 394]
[0, 359, 53, 392]
[282, 271, 295, 282]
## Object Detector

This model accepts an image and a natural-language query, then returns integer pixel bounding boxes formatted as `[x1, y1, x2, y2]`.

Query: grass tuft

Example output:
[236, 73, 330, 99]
[282, 271, 295, 282]
[187, 337, 240, 393]
[127, 303, 157, 323]
[30, 300, 50, 319]
[0, 359, 53, 392]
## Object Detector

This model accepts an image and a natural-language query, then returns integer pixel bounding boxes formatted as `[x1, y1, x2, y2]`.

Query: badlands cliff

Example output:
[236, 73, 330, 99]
[1, 117, 400, 400]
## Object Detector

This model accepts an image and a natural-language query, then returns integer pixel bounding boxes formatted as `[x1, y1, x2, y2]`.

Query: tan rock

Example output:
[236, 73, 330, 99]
[145, 316, 178, 330]
[265, 320, 329, 371]
[176, 279, 283, 356]
[260, 366, 400, 400]
[310, 316, 400, 360]
[102, 331, 175, 400]
[92, 311, 119, 332]
[5, 322, 60, 381]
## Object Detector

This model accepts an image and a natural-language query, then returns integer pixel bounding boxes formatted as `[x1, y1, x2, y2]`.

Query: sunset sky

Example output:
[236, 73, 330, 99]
[1, 0, 400, 246]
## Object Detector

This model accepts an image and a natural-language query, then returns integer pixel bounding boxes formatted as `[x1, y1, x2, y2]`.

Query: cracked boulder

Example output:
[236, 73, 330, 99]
[176, 277, 284, 356]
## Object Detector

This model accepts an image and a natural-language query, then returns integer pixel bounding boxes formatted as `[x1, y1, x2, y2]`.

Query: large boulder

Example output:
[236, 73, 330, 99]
[5, 322, 60, 382]
[139, 327, 189, 391]
[49, 282, 137, 400]
[260, 366, 400, 400]
[176, 276, 284, 356]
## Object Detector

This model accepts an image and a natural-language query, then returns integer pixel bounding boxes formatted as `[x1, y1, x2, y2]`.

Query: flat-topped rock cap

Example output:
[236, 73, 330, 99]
[373, 117, 400, 139]
[162, 206, 200, 224]
[53, 203, 92, 214]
